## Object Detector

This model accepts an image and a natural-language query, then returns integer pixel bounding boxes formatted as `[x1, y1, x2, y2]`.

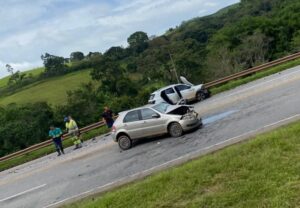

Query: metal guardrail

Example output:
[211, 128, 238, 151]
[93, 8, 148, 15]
[204, 52, 300, 88]
[1, 52, 300, 163]
[0, 121, 106, 162]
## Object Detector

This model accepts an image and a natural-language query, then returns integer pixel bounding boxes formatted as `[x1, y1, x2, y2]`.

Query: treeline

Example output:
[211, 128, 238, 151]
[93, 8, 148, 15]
[1, 0, 300, 156]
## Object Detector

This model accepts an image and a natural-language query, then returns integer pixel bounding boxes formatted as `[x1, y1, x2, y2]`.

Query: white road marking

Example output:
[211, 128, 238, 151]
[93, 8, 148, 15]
[44, 114, 300, 208]
[0, 184, 47, 203]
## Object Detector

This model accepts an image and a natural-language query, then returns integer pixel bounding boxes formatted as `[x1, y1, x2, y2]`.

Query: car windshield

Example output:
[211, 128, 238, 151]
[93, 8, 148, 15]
[152, 102, 170, 113]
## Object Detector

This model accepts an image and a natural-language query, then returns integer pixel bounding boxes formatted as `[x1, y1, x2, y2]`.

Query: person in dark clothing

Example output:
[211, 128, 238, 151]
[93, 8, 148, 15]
[102, 106, 114, 128]
[49, 125, 65, 156]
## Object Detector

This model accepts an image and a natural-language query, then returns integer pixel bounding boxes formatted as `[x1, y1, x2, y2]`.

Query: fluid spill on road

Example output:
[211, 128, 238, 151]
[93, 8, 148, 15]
[203, 110, 238, 125]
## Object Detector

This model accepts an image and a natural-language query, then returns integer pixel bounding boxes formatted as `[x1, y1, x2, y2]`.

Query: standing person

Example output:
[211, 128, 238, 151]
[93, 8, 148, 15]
[49, 125, 65, 156]
[65, 116, 82, 149]
[102, 106, 114, 128]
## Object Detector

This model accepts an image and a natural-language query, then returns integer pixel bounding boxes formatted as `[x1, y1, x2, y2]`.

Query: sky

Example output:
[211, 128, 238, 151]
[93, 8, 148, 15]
[0, 0, 239, 78]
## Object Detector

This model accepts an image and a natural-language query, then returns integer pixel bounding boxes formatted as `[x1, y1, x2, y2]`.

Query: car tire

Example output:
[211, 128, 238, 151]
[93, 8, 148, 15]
[196, 91, 206, 102]
[168, 122, 183, 137]
[118, 135, 132, 150]
[205, 89, 211, 98]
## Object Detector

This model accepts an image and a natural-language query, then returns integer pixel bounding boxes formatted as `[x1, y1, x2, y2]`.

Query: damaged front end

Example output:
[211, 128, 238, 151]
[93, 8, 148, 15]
[166, 105, 199, 120]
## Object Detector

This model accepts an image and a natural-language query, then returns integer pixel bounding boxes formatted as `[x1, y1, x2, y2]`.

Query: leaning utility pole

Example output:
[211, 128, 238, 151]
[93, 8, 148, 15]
[168, 50, 180, 83]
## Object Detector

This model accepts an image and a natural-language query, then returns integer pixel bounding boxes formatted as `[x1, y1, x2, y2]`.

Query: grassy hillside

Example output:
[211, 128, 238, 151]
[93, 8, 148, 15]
[0, 69, 92, 106]
[0, 67, 44, 88]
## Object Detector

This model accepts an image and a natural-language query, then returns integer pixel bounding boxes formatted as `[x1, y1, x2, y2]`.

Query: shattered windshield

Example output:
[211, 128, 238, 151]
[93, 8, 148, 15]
[152, 102, 170, 113]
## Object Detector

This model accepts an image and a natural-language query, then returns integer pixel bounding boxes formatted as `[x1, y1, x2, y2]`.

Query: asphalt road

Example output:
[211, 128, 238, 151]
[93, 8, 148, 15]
[1, 65, 300, 208]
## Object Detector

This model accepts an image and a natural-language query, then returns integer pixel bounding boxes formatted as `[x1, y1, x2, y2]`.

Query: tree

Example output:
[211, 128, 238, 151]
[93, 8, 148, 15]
[291, 30, 300, 52]
[5, 64, 14, 75]
[232, 31, 271, 69]
[127, 31, 149, 53]
[41, 53, 68, 77]
[70, 51, 84, 62]
[104, 46, 127, 60]
[8, 71, 26, 85]
[0, 102, 54, 156]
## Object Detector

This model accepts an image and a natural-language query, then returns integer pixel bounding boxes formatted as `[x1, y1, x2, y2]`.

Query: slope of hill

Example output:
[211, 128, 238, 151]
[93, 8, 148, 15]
[0, 69, 92, 106]
[0, 67, 44, 88]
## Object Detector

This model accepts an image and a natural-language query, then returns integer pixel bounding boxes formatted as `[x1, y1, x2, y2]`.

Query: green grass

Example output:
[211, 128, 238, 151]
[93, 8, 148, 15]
[64, 121, 300, 208]
[0, 67, 44, 89]
[0, 126, 110, 172]
[210, 58, 300, 95]
[0, 69, 92, 106]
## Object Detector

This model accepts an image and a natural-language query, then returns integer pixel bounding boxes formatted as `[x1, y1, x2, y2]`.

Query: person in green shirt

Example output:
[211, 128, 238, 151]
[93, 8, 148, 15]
[49, 125, 65, 156]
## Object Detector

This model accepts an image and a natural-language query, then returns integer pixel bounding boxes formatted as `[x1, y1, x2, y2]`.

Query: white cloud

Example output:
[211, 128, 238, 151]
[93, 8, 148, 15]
[0, 60, 42, 78]
[204, 2, 219, 7]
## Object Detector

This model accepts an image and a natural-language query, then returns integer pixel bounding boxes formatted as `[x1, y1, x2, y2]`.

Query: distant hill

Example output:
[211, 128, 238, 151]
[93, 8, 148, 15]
[0, 67, 44, 88]
[0, 69, 92, 106]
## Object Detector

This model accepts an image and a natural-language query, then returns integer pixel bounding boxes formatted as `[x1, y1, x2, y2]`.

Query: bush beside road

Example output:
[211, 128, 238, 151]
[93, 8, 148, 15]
[210, 58, 300, 95]
[64, 121, 300, 208]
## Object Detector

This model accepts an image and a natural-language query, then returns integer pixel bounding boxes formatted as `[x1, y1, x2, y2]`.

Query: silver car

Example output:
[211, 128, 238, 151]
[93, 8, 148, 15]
[111, 102, 202, 150]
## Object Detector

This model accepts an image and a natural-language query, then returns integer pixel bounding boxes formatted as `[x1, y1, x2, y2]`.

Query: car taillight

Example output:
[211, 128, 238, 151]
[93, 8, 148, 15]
[111, 126, 116, 132]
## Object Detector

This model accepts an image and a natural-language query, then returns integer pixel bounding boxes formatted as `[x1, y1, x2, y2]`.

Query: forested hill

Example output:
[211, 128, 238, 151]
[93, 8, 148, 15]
[1, 0, 300, 157]
[135, 0, 300, 83]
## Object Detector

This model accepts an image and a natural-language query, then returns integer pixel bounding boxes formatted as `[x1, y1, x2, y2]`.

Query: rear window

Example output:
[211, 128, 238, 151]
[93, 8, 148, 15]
[123, 110, 140, 123]
[176, 84, 191, 91]
[164, 88, 175, 94]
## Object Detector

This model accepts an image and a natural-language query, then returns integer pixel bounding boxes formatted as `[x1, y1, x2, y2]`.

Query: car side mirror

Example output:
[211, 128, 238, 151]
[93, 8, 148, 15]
[152, 114, 160, 119]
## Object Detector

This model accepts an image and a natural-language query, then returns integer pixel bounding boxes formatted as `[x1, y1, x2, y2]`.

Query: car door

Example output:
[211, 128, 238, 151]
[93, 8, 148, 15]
[123, 110, 144, 139]
[140, 108, 167, 137]
[164, 87, 180, 104]
[175, 84, 194, 100]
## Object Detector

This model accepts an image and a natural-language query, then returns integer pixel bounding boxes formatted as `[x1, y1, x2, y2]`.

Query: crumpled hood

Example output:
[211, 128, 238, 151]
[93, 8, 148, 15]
[166, 104, 194, 115]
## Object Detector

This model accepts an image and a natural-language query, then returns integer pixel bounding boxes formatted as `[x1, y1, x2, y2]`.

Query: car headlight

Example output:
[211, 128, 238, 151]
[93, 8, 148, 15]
[181, 114, 195, 120]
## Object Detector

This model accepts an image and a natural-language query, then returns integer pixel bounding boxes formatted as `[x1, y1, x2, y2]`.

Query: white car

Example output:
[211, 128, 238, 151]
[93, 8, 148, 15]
[148, 77, 210, 105]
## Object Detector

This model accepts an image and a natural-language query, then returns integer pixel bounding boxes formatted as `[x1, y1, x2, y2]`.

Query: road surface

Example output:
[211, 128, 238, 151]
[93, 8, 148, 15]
[1, 65, 300, 208]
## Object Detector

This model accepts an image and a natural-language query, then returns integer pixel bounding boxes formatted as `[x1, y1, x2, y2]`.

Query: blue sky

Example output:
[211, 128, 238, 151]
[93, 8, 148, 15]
[0, 0, 239, 78]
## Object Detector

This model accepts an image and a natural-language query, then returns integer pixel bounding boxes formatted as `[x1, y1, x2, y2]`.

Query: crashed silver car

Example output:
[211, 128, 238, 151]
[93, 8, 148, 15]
[111, 102, 202, 150]
[148, 76, 210, 105]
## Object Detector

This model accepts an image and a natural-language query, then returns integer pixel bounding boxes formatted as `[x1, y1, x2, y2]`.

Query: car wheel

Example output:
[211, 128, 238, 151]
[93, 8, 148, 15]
[196, 91, 206, 102]
[118, 135, 132, 150]
[169, 122, 183, 137]
[205, 89, 211, 98]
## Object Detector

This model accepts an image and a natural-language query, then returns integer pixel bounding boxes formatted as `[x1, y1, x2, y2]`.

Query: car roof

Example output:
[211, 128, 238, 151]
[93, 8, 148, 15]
[151, 84, 184, 94]
[118, 104, 155, 115]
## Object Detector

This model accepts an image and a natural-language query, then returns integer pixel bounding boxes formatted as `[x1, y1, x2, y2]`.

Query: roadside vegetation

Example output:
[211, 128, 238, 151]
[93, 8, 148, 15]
[0, 67, 44, 88]
[1, 0, 300, 160]
[64, 121, 300, 208]
[210, 58, 300, 95]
